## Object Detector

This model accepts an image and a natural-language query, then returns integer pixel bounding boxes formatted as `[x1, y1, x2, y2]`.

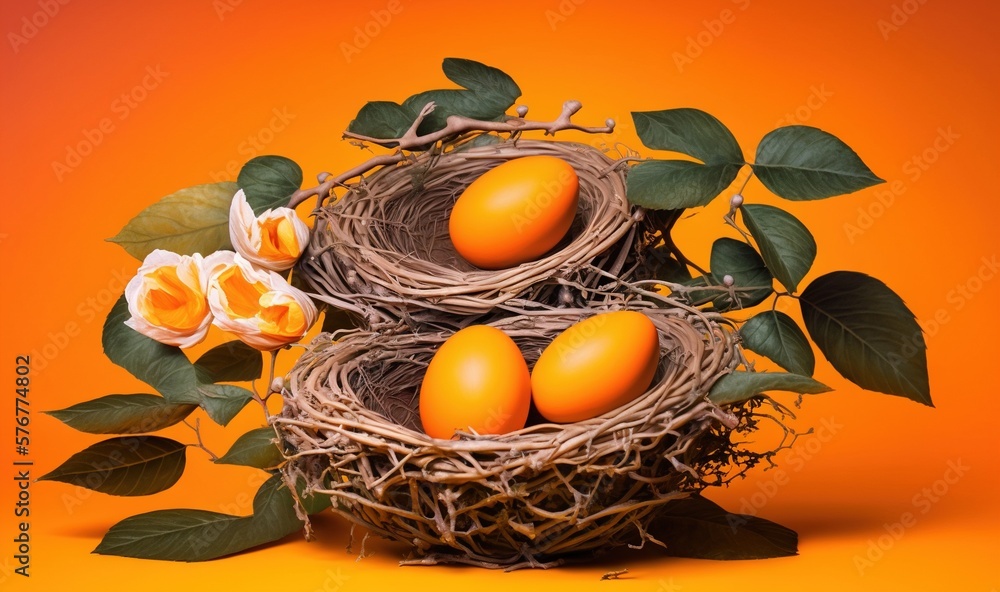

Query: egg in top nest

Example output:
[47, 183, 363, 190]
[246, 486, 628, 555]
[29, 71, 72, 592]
[448, 155, 580, 269]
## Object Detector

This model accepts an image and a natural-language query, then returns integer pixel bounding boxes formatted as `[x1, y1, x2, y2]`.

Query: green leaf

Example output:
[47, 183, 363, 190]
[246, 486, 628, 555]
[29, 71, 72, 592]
[45, 394, 196, 435]
[248, 474, 309, 542]
[709, 371, 831, 405]
[102, 295, 201, 401]
[401, 89, 500, 135]
[94, 509, 249, 561]
[39, 436, 186, 496]
[346, 101, 416, 139]
[196, 384, 254, 426]
[441, 57, 520, 105]
[741, 204, 816, 293]
[194, 342, 263, 384]
[93, 474, 328, 561]
[626, 161, 742, 210]
[709, 238, 773, 309]
[752, 126, 884, 200]
[348, 59, 520, 141]
[216, 428, 284, 469]
[106, 182, 237, 261]
[632, 108, 744, 165]
[675, 275, 719, 307]
[800, 271, 931, 405]
[651, 495, 798, 560]
[739, 311, 816, 376]
[237, 155, 303, 215]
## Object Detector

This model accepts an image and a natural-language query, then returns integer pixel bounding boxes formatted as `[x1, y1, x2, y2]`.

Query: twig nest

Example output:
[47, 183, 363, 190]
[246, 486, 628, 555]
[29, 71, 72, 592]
[298, 140, 635, 327]
[275, 304, 742, 569]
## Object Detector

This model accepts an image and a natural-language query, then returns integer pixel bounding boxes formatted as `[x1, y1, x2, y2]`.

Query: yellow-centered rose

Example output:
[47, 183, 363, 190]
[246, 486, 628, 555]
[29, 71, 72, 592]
[229, 189, 310, 271]
[206, 252, 318, 350]
[124, 250, 224, 348]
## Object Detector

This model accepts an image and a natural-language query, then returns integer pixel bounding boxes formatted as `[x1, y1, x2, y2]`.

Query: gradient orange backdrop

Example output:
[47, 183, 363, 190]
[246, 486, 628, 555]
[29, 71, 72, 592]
[1, 1, 998, 590]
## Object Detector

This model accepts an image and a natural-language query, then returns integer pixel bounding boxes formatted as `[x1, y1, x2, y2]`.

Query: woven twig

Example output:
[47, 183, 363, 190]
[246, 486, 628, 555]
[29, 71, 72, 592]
[275, 302, 747, 569]
[298, 139, 637, 327]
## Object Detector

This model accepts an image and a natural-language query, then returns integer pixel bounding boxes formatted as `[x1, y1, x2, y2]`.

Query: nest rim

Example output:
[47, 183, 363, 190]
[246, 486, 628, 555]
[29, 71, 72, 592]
[299, 138, 637, 324]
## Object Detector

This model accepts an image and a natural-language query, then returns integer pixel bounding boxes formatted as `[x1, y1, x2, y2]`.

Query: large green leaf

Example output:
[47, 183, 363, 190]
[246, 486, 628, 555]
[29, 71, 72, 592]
[194, 341, 263, 384]
[93, 474, 329, 561]
[752, 126, 884, 200]
[632, 108, 744, 165]
[45, 394, 197, 435]
[103, 296, 201, 401]
[107, 182, 237, 261]
[346, 101, 416, 139]
[195, 384, 254, 426]
[94, 509, 249, 561]
[709, 371, 831, 405]
[709, 238, 774, 310]
[216, 428, 284, 469]
[39, 436, 186, 496]
[739, 311, 816, 376]
[800, 271, 931, 405]
[348, 58, 520, 140]
[400, 90, 501, 135]
[650, 495, 798, 559]
[441, 57, 520, 105]
[741, 204, 816, 293]
[626, 160, 742, 210]
[237, 155, 303, 215]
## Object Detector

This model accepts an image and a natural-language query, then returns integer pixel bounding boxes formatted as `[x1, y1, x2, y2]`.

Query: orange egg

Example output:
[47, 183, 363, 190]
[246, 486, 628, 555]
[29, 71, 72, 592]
[419, 325, 531, 439]
[448, 155, 580, 269]
[531, 311, 660, 423]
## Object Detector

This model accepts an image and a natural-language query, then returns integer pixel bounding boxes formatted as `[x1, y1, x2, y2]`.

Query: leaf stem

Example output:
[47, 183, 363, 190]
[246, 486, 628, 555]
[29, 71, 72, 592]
[737, 167, 754, 195]
[183, 418, 219, 461]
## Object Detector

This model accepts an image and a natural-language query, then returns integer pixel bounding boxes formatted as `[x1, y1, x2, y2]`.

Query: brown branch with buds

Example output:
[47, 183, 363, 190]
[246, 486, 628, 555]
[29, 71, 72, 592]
[288, 100, 614, 209]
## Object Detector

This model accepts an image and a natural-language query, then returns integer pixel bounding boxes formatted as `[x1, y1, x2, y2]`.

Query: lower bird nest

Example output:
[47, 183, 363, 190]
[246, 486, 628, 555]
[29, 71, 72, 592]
[275, 303, 752, 569]
[298, 139, 636, 327]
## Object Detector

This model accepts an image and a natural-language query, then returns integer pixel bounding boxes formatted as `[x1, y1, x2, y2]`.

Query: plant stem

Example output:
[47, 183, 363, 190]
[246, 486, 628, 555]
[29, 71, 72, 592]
[737, 167, 754, 195]
[183, 418, 219, 461]
[288, 100, 614, 209]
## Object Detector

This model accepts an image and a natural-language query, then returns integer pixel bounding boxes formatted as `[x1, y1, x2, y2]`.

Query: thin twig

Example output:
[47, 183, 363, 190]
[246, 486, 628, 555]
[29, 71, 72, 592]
[288, 100, 613, 209]
[183, 418, 219, 461]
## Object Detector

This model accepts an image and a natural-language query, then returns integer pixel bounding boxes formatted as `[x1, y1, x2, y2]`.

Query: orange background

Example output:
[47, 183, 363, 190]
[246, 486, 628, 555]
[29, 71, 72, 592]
[2, 1, 998, 590]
